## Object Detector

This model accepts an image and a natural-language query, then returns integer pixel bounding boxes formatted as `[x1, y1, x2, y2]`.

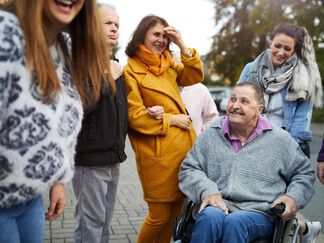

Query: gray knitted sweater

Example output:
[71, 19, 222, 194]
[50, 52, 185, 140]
[179, 118, 315, 215]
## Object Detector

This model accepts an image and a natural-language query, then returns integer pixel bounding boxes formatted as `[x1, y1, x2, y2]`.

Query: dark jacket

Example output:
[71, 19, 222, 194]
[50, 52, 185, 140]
[75, 75, 128, 166]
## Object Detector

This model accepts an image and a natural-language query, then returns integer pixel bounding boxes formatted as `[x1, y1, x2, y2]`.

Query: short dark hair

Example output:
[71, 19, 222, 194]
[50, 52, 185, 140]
[270, 23, 307, 58]
[235, 82, 265, 105]
[125, 15, 170, 57]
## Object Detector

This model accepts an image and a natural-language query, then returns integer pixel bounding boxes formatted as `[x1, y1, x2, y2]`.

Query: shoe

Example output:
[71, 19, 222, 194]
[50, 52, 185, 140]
[302, 221, 321, 243]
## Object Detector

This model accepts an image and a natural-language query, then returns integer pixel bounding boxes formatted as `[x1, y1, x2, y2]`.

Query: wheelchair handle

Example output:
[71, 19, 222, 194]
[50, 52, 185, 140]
[271, 203, 285, 215]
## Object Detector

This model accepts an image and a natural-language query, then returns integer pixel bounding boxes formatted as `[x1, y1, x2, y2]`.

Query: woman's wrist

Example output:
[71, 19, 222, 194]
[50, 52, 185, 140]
[170, 114, 176, 126]
[52, 183, 64, 189]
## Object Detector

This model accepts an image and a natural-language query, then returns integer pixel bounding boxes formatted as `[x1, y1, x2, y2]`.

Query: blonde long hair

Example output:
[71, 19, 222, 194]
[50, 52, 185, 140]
[3, 0, 114, 106]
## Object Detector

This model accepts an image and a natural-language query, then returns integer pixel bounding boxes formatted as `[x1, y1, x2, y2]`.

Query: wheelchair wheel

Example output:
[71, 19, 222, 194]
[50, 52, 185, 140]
[173, 200, 198, 243]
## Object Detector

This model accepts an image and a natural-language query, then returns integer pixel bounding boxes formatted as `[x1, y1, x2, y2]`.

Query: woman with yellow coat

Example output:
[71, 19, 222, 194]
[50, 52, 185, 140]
[123, 15, 204, 243]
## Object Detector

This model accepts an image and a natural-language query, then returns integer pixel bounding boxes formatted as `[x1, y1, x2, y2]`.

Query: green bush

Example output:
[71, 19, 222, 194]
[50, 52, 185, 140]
[312, 107, 324, 123]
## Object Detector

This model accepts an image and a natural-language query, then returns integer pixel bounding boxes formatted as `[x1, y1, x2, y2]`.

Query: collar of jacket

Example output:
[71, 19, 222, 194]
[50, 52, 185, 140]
[127, 57, 149, 74]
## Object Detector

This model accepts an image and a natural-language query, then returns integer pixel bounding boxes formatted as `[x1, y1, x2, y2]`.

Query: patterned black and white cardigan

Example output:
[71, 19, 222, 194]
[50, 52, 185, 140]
[0, 11, 83, 208]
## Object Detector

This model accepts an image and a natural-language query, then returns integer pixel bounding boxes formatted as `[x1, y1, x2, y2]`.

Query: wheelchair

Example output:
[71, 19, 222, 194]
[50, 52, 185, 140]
[173, 200, 303, 243]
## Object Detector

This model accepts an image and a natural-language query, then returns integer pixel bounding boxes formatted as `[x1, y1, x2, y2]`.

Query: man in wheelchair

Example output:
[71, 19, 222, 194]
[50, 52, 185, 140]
[178, 82, 315, 243]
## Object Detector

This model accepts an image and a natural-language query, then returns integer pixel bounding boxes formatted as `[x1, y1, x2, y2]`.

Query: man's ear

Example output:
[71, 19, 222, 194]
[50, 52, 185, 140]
[258, 104, 265, 114]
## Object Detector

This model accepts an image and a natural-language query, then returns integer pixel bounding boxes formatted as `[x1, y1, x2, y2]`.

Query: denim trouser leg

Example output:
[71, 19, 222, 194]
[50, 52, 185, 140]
[72, 164, 120, 243]
[0, 195, 45, 243]
[190, 207, 225, 243]
[222, 210, 274, 243]
[190, 207, 274, 243]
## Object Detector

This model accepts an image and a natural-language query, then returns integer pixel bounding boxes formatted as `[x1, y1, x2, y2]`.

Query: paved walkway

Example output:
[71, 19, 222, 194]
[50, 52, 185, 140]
[44, 138, 146, 243]
[44, 123, 324, 243]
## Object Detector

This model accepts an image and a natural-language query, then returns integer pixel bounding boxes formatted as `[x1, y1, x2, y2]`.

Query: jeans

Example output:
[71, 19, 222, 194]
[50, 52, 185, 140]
[0, 195, 45, 243]
[72, 164, 120, 243]
[190, 207, 274, 243]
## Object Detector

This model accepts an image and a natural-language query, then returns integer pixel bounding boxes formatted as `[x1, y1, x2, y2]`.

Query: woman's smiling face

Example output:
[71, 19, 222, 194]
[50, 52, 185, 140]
[45, 0, 85, 30]
[269, 33, 296, 68]
[143, 22, 168, 55]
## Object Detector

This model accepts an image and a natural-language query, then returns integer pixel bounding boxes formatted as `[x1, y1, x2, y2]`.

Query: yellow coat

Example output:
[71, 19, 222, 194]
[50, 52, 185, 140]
[124, 49, 204, 202]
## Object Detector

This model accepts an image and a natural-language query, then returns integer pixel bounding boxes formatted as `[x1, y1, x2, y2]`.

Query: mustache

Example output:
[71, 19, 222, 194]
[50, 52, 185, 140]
[229, 108, 244, 115]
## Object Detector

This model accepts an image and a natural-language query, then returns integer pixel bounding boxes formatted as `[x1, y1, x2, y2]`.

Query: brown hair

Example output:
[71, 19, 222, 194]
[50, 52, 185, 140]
[125, 15, 170, 57]
[3, 0, 114, 106]
[270, 23, 307, 58]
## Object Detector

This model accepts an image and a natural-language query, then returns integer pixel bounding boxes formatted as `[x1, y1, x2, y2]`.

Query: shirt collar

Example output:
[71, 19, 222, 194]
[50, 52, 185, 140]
[221, 115, 273, 139]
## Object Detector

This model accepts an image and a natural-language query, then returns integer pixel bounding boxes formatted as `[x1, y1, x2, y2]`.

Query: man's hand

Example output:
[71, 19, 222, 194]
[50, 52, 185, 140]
[316, 162, 324, 184]
[45, 183, 65, 221]
[199, 194, 229, 214]
[147, 105, 164, 120]
[271, 195, 297, 220]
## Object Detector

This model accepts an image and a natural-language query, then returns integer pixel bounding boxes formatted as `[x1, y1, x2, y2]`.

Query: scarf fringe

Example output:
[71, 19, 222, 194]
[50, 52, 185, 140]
[302, 34, 323, 108]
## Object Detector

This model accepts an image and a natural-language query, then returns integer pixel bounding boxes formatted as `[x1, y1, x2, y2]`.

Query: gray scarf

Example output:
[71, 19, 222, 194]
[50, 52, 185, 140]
[248, 50, 296, 95]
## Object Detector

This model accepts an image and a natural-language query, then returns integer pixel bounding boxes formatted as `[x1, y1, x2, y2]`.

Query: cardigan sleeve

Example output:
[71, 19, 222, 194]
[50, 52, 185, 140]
[179, 129, 221, 203]
[283, 137, 315, 209]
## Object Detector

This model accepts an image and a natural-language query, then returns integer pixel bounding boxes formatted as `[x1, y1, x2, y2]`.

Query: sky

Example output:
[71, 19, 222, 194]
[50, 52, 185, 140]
[98, 0, 216, 64]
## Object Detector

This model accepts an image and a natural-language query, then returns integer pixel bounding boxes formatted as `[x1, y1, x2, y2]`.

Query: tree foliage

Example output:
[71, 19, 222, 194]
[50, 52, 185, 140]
[207, 0, 324, 86]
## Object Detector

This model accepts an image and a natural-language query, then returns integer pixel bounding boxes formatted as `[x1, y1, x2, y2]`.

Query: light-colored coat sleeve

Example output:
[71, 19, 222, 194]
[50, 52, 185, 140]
[201, 85, 218, 131]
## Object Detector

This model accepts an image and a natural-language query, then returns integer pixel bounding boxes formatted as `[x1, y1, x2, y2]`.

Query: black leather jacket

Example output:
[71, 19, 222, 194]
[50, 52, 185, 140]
[75, 75, 128, 166]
